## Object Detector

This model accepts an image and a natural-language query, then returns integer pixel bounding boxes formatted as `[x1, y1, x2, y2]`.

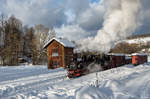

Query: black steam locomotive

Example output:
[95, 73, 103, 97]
[66, 54, 114, 78]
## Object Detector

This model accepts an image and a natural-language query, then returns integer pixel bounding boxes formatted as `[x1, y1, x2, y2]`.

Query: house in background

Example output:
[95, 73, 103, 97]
[43, 38, 75, 69]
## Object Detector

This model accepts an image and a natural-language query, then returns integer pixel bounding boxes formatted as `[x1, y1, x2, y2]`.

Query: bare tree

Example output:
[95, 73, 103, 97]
[0, 14, 7, 65]
[31, 24, 49, 64]
[0, 15, 23, 66]
[49, 27, 56, 40]
[0, 14, 56, 66]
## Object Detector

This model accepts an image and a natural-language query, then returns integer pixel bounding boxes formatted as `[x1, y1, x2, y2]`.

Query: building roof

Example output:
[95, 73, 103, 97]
[132, 53, 147, 56]
[43, 38, 75, 48]
[107, 53, 125, 56]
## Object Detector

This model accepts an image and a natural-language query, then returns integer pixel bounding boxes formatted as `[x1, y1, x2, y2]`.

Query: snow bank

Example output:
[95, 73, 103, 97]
[0, 63, 150, 99]
[75, 64, 150, 99]
[76, 85, 109, 99]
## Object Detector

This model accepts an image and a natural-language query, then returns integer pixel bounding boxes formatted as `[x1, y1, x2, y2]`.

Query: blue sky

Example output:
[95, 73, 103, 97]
[0, 0, 150, 40]
[89, 0, 100, 3]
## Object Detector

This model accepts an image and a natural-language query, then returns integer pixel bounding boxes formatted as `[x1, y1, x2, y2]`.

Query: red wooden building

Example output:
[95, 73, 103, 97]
[44, 38, 75, 69]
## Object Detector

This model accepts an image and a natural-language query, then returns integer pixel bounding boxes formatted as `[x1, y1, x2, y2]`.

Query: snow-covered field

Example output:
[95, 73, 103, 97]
[0, 63, 150, 99]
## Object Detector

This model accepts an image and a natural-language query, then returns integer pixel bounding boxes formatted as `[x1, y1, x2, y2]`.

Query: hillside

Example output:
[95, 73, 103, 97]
[0, 63, 150, 99]
[127, 33, 150, 39]
[111, 35, 150, 54]
[119, 33, 150, 44]
[125, 36, 150, 44]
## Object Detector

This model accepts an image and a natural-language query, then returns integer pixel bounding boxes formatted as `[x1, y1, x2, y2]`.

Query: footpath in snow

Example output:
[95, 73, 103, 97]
[0, 63, 150, 99]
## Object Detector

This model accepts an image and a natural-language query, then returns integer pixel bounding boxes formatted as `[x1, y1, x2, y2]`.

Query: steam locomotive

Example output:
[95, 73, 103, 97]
[66, 53, 147, 78]
[67, 53, 123, 78]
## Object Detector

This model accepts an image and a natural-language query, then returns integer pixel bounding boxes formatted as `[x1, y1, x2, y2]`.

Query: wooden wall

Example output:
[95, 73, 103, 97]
[47, 40, 64, 69]
[46, 40, 74, 69]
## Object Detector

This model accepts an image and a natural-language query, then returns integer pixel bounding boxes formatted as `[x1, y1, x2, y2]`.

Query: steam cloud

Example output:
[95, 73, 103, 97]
[78, 0, 141, 53]
[87, 63, 103, 73]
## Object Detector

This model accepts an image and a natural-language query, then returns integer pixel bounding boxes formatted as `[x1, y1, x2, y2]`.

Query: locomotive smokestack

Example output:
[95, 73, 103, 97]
[78, 0, 141, 53]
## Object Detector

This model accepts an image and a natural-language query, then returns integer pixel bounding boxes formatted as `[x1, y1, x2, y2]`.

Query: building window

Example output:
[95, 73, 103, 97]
[52, 48, 58, 57]
[52, 61, 60, 68]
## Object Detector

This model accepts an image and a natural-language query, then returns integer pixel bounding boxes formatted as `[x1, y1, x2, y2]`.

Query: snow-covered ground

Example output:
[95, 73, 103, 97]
[0, 63, 150, 99]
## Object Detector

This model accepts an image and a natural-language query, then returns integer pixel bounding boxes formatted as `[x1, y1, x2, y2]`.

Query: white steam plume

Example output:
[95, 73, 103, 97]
[78, 0, 141, 53]
[87, 63, 103, 73]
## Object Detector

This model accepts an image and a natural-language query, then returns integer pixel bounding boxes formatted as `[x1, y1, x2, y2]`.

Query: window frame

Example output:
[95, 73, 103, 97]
[52, 47, 59, 57]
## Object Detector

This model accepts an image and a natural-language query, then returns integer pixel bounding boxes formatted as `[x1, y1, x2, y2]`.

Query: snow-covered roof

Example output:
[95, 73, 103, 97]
[125, 54, 132, 57]
[132, 53, 147, 56]
[43, 38, 75, 48]
[107, 53, 125, 56]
